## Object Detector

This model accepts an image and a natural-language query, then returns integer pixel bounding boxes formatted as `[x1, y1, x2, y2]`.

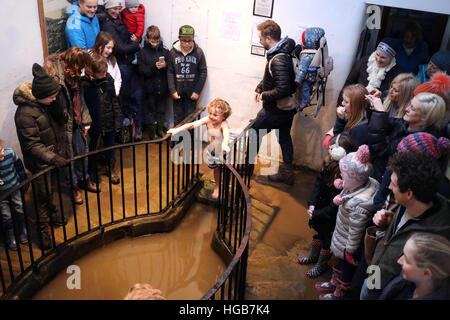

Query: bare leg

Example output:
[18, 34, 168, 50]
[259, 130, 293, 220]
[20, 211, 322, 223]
[212, 168, 220, 199]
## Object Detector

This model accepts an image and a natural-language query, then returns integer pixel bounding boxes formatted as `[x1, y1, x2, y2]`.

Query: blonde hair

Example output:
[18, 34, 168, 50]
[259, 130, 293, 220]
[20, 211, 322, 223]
[207, 98, 232, 119]
[409, 233, 450, 288]
[342, 84, 368, 131]
[415, 92, 446, 128]
[123, 283, 166, 300]
[384, 73, 419, 118]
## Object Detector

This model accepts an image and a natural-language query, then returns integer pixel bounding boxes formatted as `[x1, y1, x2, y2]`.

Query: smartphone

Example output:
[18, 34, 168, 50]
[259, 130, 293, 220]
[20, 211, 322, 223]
[159, 56, 165, 63]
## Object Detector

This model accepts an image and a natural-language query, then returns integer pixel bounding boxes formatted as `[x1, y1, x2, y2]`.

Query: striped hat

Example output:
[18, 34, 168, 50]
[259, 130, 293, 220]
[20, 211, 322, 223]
[397, 132, 450, 159]
[377, 38, 396, 58]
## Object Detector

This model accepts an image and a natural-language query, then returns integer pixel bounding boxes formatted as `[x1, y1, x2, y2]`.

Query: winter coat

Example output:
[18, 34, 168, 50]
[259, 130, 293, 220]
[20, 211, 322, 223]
[99, 12, 140, 65]
[13, 83, 66, 173]
[65, 1, 100, 50]
[333, 115, 369, 147]
[81, 73, 123, 135]
[295, 28, 324, 84]
[379, 274, 449, 300]
[121, 4, 145, 39]
[372, 195, 450, 288]
[330, 177, 379, 260]
[167, 41, 207, 97]
[255, 37, 297, 116]
[138, 40, 170, 96]
[44, 55, 92, 159]
[388, 37, 429, 74]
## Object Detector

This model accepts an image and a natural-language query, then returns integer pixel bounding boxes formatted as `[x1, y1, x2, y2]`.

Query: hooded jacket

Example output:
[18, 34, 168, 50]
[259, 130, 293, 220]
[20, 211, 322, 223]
[13, 83, 66, 173]
[81, 73, 123, 135]
[99, 12, 140, 65]
[167, 41, 207, 97]
[255, 37, 297, 115]
[65, 1, 100, 50]
[138, 40, 170, 96]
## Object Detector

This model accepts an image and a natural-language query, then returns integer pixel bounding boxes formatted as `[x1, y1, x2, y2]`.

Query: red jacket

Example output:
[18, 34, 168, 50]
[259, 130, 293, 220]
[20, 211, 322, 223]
[121, 4, 146, 39]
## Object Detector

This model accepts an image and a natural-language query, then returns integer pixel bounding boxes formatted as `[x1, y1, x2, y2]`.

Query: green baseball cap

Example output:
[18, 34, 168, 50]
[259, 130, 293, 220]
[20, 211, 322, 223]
[179, 25, 195, 37]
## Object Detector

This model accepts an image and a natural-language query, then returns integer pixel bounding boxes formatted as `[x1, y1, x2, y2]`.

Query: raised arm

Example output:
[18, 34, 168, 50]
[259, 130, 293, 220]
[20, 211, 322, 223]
[167, 116, 209, 135]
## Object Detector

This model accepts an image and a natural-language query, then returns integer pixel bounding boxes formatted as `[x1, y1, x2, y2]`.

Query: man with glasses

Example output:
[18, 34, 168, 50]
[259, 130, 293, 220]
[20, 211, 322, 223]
[167, 25, 208, 125]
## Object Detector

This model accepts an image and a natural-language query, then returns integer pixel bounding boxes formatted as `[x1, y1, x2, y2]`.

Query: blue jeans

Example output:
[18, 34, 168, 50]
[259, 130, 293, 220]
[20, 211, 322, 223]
[72, 126, 89, 184]
[173, 95, 196, 125]
[251, 108, 294, 164]
[0, 189, 24, 227]
[119, 64, 144, 130]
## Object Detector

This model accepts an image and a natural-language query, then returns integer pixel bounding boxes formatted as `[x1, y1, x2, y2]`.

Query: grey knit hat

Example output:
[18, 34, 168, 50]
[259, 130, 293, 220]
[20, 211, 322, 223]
[125, 0, 140, 8]
[105, 0, 124, 9]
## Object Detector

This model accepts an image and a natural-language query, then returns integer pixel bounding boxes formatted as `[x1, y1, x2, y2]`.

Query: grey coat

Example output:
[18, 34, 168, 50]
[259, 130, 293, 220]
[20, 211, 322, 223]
[330, 177, 379, 259]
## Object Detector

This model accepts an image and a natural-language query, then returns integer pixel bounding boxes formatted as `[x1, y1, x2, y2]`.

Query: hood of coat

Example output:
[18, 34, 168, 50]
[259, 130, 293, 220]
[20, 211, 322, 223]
[144, 39, 164, 51]
[13, 82, 41, 108]
[67, 1, 97, 24]
[172, 40, 197, 55]
[266, 36, 296, 59]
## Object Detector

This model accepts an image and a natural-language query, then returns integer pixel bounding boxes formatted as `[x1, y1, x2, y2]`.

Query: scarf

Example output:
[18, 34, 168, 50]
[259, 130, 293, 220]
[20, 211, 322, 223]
[366, 51, 396, 91]
[65, 74, 82, 126]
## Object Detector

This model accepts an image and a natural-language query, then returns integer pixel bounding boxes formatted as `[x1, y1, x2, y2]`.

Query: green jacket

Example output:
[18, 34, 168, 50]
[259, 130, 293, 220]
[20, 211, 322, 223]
[372, 194, 450, 288]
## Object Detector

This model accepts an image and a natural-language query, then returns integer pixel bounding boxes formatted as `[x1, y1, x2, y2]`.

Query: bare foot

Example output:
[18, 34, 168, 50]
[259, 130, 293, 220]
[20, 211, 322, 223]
[211, 187, 219, 199]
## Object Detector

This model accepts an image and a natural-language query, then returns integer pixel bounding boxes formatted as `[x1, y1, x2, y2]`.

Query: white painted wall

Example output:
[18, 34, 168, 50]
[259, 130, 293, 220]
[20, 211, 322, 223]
[1, 0, 449, 169]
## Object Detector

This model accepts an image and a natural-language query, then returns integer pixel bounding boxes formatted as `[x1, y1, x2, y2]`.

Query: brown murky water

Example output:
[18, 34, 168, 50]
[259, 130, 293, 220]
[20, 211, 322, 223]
[33, 202, 225, 300]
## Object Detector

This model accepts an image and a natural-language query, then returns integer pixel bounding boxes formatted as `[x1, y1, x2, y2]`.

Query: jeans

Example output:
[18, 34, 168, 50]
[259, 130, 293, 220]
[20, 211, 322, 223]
[144, 94, 167, 125]
[251, 108, 294, 164]
[173, 95, 196, 125]
[71, 126, 89, 184]
[119, 64, 144, 130]
[0, 189, 24, 227]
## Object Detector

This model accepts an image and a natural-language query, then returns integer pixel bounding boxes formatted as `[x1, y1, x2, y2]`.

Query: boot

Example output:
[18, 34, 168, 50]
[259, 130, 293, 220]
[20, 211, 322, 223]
[39, 224, 52, 250]
[134, 128, 143, 142]
[306, 249, 332, 279]
[319, 278, 352, 300]
[15, 214, 29, 245]
[156, 122, 167, 138]
[268, 163, 294, 185]
[315, 266, 341, 293]
[51, 210, 68, 227]
[147, 124, 156, 140]
[297, 237, 322, 265]
[3, 220, 17, 251]
[109, 160, 120, 184]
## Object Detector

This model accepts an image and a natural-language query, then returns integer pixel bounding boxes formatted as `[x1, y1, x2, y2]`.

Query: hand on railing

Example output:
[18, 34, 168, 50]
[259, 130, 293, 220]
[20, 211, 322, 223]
[51, 155, 69, 168]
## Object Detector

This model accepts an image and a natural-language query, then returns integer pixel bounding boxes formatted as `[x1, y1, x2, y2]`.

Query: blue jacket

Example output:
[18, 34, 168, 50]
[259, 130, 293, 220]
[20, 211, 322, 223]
[65, 1, 100, 50]
[387, 37, 429, 74]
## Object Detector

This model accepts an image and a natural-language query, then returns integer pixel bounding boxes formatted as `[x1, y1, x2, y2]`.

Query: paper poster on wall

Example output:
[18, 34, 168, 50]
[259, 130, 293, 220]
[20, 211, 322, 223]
[253, 0, 274, 18]
[221, 12, 241, 41]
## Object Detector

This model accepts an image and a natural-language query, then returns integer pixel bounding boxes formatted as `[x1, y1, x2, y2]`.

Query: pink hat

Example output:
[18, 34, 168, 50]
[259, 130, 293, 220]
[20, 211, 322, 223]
[339, 145, 373, 191]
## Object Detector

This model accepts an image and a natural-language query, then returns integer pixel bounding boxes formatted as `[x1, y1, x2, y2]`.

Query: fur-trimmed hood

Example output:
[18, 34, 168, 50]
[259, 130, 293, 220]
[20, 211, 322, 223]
[13, 82, 40, 108]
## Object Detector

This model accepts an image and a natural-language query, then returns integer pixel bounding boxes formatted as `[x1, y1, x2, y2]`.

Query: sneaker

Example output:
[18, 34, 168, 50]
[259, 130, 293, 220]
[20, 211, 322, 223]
[315, 281, 336, 294]
[134, 128, 143, 142]
[73, 186, 83, 205]
[86, 178, 101, 193]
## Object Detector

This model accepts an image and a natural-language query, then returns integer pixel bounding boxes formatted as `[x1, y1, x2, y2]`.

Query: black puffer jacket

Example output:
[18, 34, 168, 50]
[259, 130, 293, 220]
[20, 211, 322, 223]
[138, 40, 170, 96]
[13, 82, 66, 173]
[81, 74, 123, 135]
[255, 37, 297, 115]
[99, 13, 140, 65]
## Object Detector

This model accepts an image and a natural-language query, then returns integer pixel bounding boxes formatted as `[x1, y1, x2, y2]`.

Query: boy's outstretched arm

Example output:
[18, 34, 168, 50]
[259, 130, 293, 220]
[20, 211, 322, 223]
[167, 116, 209, 136]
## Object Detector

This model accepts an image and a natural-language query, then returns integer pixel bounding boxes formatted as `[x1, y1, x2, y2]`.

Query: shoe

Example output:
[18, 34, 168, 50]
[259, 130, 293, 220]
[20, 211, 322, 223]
[72, 185, 83, 205]
[40, 227, 52, 250]
[4, 227, 17, 251]
[86, 178, 100, 193]
[16, 214, 29, 244]
[306, 249, 331, 279]
[108, 160, 120, 184]
[298, 237, 322, 265]
[268, 163, 294, 185]
[134, 128, 143, 142]
[156, 122, 167, 138]
[315, 266, 341, 294]
[51, 210, 68, 227]
[319, 278, 352, 300]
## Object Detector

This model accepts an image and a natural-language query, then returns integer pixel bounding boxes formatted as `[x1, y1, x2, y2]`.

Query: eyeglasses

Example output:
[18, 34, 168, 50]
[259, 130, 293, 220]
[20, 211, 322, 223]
[180, 39, 194, 43]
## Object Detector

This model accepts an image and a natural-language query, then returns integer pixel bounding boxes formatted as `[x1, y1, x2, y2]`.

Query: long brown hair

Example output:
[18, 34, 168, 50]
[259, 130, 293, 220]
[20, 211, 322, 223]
[342, 84, 368, 131]
[91, 31, 117, 67]
[45, 46, 92, 79]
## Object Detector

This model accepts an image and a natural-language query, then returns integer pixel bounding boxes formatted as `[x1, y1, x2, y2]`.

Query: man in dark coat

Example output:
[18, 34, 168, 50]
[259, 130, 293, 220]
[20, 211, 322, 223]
[14, 63, 69, 250]
[252, 20, 297, 185]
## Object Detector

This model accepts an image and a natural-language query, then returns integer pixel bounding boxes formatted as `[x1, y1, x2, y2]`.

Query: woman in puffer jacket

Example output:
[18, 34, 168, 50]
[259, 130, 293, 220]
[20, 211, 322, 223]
[315, 145, 379, 300]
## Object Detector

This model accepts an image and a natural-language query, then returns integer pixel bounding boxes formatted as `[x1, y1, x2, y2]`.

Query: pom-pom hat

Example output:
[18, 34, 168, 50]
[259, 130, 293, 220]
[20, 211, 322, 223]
[397, 132, 450, 160]
[414, 72, 450, 98]
[339, 145, 373, 191]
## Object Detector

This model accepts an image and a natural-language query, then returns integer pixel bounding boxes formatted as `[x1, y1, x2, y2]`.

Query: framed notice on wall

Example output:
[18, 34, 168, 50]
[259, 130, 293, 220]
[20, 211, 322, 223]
[253, 0, 274, 18]
[251, 45, 266, 56]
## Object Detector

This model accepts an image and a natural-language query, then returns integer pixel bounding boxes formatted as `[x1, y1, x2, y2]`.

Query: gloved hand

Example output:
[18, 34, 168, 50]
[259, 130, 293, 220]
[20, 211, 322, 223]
[345, 250, 358, 266]
[51, 155, 69, 168]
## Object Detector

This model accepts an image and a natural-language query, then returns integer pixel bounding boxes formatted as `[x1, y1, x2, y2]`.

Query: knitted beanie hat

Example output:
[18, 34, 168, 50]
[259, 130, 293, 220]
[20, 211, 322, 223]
[125, 0, 139, 8]
[31, 63, 59, 99]
[397, 132, 450, 160]
[339, 144, 373, 191]
[377, 38, 396, 58]
[179, 25, 195, 37]
[105, 0, 124, 9]
[414, 72, 450, 98]
[430, 50, 450, 75]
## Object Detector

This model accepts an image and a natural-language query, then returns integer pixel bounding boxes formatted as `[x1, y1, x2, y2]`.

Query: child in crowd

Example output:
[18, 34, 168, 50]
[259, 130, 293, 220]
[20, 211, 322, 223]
[0, 140, 28, 250]
[121, 0, 146, 64]
[82, 55, 123, 185]
[316, 145, 379, 300]
[123, 283, 166, 300]
[298, 133, 357, 278]
[138, 25, 170, 139]
[91, 31, 122, 96]
[168, 98, 231, 199]
[379, 232, 450, 300]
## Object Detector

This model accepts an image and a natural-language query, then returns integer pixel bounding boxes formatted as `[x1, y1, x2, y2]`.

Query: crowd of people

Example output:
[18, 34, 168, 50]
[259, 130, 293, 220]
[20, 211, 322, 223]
[0, 1, 449, 300]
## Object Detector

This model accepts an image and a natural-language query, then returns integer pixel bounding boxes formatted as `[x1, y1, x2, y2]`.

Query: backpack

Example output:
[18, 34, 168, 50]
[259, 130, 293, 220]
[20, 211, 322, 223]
[268, 53, 300, 111]
[300, 33, 333, 79]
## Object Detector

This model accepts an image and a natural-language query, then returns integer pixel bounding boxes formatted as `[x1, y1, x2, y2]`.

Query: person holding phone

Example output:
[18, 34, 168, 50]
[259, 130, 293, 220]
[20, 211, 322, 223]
[138, 25, 170, 139]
